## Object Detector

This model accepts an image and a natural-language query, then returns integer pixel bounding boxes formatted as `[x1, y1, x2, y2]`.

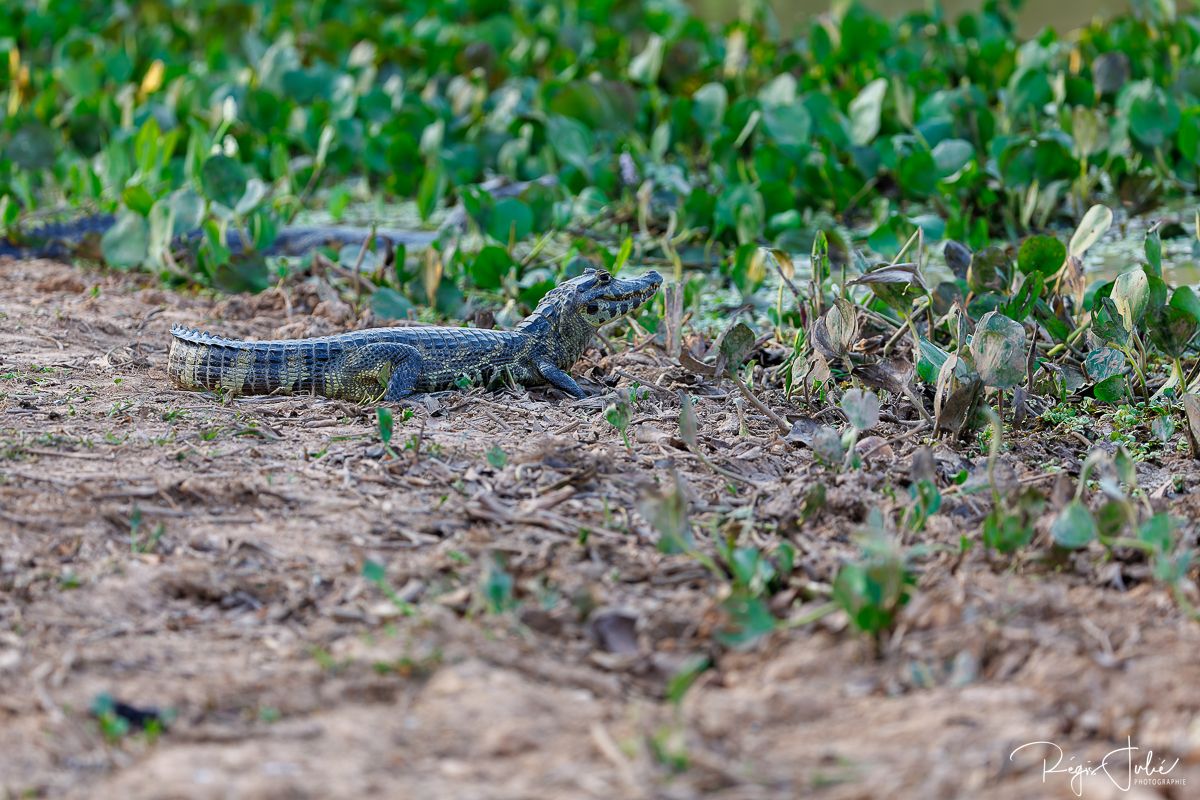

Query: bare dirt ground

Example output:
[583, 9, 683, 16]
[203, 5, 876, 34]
[2, 257, 1199, 800]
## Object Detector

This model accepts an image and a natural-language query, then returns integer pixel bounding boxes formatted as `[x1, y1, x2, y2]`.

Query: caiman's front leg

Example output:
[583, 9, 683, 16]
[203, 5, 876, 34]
[538, 362, 586, 398]
[331, 343, 422, 402]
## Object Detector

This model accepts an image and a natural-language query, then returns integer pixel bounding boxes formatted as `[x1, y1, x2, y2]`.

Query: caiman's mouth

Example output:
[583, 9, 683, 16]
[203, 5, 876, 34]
[597, 271, 663, 308]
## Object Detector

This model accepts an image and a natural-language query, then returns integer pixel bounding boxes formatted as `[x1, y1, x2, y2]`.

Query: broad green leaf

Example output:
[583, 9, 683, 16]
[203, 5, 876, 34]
[1144, 227, 1163, 277]
[100, 212, 150, 269]
[547, 115, 593, 175]
[1169, 286, 1200, 325]
[200, 155, 249, 207]
[691, 83, 728, 132]
[716, 593, 777, 649]
[469, 245, 512, 290]
[761, 103, 811, 148]
[1123, 81, 1180, 148]
[1093, 373, 1128, 403]
[370, 288, 415, 321]
[486, 198, 533, 243]
[1091, 297, 1131, 347]
[1017, 235, 1065, 275]
[1051, 500, 1096, 549]
[376, 407, 394, 445]
[931, 138, 973, 177]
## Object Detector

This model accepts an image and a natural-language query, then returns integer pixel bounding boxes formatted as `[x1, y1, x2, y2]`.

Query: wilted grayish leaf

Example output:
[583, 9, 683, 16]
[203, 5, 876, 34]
[813, 425, 845, 463]
[970, 311, 1027, 389]
[1110, 267, 1150, 331]
[852, 358, 913, 395]
[825, 298, 858, 355]
[848, 262, 928, 293]
[842, 388, 880, 431]
[717, 321, 756, 375]
[943, 240, 972, 280]
[1068, 204, 1114, 258]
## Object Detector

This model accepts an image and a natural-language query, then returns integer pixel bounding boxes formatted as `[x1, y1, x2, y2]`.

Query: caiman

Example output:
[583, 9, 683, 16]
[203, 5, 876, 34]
[167, 267, 662, 402]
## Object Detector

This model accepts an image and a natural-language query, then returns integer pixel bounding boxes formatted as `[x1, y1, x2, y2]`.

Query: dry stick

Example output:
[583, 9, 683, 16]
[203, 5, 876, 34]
[350, 223, 377, 312]
[730, 374, 790, 435]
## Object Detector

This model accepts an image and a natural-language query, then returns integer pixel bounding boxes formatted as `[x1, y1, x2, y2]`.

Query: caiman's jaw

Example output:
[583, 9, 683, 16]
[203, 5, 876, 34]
[568, 267, 663, 325]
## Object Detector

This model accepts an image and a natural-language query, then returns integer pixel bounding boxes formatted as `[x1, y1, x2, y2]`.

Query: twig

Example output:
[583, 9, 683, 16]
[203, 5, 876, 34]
[730, 375, 790, 435]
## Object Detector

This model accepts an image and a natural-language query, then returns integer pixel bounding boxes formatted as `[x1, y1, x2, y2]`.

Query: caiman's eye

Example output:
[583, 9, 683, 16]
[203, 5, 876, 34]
[596, 270, 612, 284]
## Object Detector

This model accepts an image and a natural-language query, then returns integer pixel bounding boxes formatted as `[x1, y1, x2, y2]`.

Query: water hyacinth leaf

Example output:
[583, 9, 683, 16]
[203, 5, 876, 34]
[1051, 500, 1096, 549]
[627, 33, 664, 84]
[849, 78, 888, 146]
[416, 160, 446, 221]
[370, 287, 414, 321]
[1091, 297, 1130, 347]
[931, 138, 973, 177]
[691, 82, 728, 131]
[200, 155, 249, 207]
[761, 103, 812, 147]
[966, 246, 1010, 294]
[841, 388, 880, 432]
[1069, 205, 1113, 258]
[1170, 286, 1200, 325]
[1017, 235, 1065, 276]
[1003, 272, 1043, 321]
[917, 338, 950, 384]
[970, 311, 1026, 389]
[486, 198, 533, 243]
[1110, 268, 1150, 331]
[1124, 82, 1180, 148]
[1146, 304, 1200, 357]
[1138, 513, 1174, 553]
[1083, 347, 1127, 382]
[469, 245, 512, 290]
[943, 240, 972, 279]
[1093, 373, 1128, 403]
[547, 115, 593, 175]
[1144, 227, 1163, 278]
[847, 262, 928, 309]
[982, 506, 1034, 553]
[101, 212, 150, 269]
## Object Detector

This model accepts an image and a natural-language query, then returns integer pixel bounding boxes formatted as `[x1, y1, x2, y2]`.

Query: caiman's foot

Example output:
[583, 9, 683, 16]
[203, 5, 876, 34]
[538, 363, 587, 398]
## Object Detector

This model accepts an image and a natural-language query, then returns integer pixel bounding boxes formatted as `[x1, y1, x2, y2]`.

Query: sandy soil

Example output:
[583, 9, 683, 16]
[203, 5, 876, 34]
[1, 257, 1198, 800]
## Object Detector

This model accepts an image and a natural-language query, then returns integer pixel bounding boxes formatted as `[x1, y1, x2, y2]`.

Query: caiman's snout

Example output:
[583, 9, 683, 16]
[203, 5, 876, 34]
[584, 269, 662, 323]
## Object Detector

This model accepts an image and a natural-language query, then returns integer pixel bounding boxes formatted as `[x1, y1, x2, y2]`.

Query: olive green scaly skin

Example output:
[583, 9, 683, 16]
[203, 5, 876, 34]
[167, 268, 662, 402]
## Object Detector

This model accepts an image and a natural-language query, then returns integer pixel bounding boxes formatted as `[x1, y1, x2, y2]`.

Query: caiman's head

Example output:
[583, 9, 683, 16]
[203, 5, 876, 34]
[536, 267, 663, 328]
